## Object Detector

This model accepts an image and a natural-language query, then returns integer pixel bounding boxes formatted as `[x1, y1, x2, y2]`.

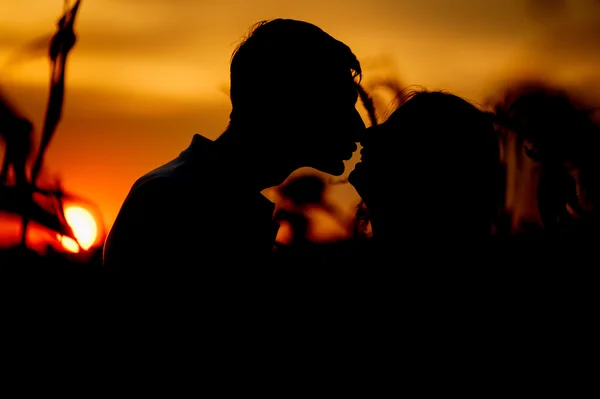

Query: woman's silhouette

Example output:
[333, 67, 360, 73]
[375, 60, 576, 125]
[348, 89, 500, 255]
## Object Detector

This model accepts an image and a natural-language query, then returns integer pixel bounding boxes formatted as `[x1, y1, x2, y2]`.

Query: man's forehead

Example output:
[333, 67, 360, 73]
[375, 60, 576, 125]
[319, 73, 359, 91]
[317, 62, 358, 79]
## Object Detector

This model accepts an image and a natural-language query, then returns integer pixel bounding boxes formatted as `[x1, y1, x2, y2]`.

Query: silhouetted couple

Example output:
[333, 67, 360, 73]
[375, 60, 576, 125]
[103, 19, 500, 282]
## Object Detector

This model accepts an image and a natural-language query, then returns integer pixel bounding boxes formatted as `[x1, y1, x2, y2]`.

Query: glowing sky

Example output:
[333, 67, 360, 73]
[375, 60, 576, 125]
[1, 0, 599, 233]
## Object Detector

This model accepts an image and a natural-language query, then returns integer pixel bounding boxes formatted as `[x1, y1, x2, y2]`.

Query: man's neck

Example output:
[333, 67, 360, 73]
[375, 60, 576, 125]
[211, 125, 296, 192]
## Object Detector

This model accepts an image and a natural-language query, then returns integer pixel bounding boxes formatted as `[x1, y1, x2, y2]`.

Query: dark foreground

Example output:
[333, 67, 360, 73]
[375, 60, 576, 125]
[2, 237, 597, 298]
[1, 238, 595, 382]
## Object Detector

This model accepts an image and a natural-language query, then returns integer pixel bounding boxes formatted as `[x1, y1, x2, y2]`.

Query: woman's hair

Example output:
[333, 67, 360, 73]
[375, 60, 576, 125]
[354, 89, 500, 238]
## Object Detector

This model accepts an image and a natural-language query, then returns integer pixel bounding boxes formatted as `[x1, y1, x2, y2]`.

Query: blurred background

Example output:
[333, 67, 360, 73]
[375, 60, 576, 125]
[1, 0, 599, 266]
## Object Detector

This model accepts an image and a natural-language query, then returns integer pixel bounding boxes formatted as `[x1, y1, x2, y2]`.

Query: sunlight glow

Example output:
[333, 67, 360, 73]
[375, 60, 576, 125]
[57, 234, 80, 254]
[64, 205, 98, 251]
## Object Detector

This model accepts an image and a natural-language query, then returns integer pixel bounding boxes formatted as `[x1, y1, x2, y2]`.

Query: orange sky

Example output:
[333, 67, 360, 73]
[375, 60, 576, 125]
[1, 0, 599, 237]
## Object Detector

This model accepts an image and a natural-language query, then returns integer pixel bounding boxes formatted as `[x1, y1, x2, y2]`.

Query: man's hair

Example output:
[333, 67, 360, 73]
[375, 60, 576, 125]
[229, 19, 362, 122]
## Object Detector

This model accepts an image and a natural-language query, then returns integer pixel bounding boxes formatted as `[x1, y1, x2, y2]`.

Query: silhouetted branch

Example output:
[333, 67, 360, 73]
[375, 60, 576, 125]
[30, 0, 81, 186]
[0, 185, 75, 239]
[356, 83, 377, 127]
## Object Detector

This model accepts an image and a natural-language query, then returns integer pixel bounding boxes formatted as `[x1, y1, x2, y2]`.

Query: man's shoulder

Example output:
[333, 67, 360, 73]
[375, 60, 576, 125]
[103, 175, 188, 269]
[123, 167, 220, 222]
[130, 160, 186, 194]
[131, 172, 180, 196]
[129, 136, 218, 196]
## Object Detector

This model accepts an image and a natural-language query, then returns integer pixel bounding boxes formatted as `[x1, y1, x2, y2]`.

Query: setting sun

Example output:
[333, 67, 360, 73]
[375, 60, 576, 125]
[58, 235, 81, 254]
[63, 205, 98, 251]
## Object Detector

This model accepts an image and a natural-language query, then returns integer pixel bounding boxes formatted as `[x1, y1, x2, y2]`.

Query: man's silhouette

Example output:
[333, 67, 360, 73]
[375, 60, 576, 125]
[103, 19, 365, 279]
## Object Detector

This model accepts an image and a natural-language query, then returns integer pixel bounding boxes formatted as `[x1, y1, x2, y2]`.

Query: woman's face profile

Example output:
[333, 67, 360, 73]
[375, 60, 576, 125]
[348, 120, 399, 209]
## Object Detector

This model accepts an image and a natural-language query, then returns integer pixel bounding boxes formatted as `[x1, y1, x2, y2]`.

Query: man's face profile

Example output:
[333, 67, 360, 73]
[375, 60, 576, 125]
[295, 73, 364, 176]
